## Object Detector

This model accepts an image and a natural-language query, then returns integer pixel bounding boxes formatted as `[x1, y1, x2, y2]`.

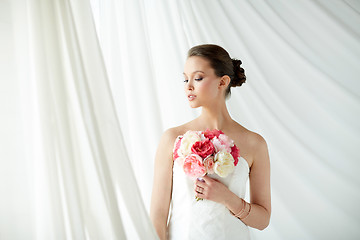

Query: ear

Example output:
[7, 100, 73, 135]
[219, 75, 231, 89]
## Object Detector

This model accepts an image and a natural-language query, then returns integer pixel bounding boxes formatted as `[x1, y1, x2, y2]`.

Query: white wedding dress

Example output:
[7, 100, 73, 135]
[168, 156, 251, 240]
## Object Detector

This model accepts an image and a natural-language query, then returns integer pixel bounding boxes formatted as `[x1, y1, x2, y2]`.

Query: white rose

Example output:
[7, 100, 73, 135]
[200, 133, 207, 141]
[179, 130, 201, 156]
[214, 151, 235, 177]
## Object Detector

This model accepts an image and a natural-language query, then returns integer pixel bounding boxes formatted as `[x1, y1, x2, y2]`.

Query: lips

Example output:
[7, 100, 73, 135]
[188, 94, 196, 101]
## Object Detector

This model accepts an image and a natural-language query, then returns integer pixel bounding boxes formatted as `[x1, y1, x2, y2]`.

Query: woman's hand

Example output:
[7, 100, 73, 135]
[194, 175, 233, 204]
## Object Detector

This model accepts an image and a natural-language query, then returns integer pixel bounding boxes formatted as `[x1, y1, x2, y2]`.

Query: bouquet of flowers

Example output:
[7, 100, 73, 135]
[172, 129, 240, 179]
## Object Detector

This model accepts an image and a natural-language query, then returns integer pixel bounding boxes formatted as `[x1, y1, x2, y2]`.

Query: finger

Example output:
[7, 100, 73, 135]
[195, 190, 205, 198]
[197, 177, 205, 182]
[201, 175, 213, 183]
[195, 186, 203, 193]
[194, 181, 203, 189]
[196, 179, 207, 188]
[202, 175, 221, 184]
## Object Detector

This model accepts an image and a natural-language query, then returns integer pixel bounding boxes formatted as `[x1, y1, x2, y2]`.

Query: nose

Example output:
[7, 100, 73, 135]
[186, 81, 194, 91]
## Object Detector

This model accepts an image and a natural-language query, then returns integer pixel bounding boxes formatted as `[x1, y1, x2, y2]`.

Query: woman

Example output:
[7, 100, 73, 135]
[150, 44, 271, 240]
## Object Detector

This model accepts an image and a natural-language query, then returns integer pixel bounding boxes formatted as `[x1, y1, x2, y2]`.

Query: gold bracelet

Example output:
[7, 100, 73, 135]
[240, 203, 252, 220]
[233, 199, 246, 218]
[237, 201, 248, 219]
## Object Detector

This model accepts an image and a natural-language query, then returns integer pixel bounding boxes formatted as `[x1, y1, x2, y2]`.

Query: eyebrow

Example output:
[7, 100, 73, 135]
[183, 71, 205, 75]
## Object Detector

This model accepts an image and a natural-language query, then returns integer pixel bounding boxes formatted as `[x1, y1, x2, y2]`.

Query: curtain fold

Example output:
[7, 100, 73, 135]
[1, 0, 158, 239]
[91, 0, 360, 239]
[1, 0, 360, 239]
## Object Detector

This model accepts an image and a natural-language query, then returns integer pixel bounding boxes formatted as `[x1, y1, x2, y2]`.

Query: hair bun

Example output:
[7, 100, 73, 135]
[231, 59, 246, 87]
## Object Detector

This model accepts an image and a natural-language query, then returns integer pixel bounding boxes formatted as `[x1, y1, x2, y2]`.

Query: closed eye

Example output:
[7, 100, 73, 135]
[184, 77, 203, 83]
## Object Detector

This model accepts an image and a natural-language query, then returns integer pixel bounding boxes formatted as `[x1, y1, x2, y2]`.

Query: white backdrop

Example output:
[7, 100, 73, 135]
[1, 0, 360, 239]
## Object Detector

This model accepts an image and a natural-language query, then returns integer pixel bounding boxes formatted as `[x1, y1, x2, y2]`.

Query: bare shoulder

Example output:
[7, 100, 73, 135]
[248, 130, 268, 152]
[162, 124, 188, 141]
[161, 127, 180, 143]
[163, 120, 196, 139]
[230, 122, 269, 167]
[158, 123, 190, 150]
[244, 129, 269, 168]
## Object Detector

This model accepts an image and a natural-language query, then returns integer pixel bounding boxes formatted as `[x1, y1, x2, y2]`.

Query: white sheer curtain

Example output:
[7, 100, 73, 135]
[1, 0, 157, 239]
[1, 0, 360, 240]
[91, 0, 360, 239]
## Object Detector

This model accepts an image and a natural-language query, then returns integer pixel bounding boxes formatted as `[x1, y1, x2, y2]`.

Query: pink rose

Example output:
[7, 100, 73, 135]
[172, 136, 182, 161]
[203, 129, 224, 140]
[212, 134, 234, 152]
[175, 156, 185, 167]
[204, 156, 215, 174]
[191, 139, 215, 159]
[183, 154, 206, 178]
[230, 145, 240, 166]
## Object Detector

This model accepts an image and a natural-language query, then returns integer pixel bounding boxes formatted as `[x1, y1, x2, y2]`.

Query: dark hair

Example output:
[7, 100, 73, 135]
[187, 44, 246, 97]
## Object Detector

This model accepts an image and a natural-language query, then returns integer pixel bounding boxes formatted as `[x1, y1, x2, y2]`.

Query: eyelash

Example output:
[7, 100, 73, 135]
[183, 78, 203, 83]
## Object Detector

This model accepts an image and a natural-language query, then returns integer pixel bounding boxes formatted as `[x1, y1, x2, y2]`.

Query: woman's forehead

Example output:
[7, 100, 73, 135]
[184, 56, 212, 75]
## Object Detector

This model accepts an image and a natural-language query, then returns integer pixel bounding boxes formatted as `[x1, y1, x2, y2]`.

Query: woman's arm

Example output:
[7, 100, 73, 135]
[150, 129, 176, 240]
[195, 134, 271, 230]
[225, 134, 271, 230]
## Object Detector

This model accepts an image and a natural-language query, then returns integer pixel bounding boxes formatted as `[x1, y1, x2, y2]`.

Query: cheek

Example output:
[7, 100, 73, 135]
[198, 80, 218, 96]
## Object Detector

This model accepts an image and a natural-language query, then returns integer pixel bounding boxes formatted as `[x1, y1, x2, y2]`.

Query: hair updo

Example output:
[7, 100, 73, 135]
[187, 44, 246, 97]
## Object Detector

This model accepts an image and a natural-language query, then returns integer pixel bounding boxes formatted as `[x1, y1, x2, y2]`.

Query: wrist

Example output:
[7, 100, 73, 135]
[222, 189, 239, 209]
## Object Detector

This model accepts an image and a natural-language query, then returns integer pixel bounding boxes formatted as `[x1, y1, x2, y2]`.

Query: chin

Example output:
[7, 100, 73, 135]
[189, 103, 201, 108]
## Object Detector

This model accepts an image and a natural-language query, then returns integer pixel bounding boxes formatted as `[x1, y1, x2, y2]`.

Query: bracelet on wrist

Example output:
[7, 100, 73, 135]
[240, 203, 251, 220]
[231, 198, 251, 220]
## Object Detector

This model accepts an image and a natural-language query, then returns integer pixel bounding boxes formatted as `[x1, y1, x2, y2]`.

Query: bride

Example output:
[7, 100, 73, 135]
[150, 44, 271, 240]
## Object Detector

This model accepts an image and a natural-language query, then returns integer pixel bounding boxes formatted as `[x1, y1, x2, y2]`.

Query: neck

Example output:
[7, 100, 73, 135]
[198, 100, 232, 130]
